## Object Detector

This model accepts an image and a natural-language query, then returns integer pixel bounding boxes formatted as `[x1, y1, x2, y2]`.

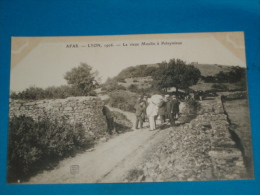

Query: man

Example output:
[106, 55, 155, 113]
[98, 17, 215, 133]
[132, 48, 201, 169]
[158, 96, 167, 129]
[172, 95, 180, 121]
[134, 95, 142, 110]
[142, 95, 148, 122]
[198, 90, 203, 101]
[135, 101, 146, 130]
[102, 102, 114, 135]
[166, 95, 175, 126]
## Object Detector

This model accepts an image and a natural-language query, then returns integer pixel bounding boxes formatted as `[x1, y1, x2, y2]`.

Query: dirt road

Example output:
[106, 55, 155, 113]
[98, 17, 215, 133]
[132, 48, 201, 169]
[27, 107, 173, 184]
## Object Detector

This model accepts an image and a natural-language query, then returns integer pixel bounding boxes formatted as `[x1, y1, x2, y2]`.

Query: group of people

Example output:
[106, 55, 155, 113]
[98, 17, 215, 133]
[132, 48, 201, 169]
[134, 94, 180, 131]
[185, 90, 204, 101]
[102, 94, 181, 134]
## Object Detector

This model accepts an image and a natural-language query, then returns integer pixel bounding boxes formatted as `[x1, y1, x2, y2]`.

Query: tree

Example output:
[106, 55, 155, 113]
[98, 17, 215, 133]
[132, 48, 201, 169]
[152, 59, 201, 93]
[64, 63, 99, 96]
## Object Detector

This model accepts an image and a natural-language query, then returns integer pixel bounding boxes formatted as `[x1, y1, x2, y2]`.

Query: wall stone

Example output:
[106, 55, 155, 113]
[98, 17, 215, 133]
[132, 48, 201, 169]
[217, 91, 247, 100]
[128, 97, 248, 182]
[9, 96, 107, 135]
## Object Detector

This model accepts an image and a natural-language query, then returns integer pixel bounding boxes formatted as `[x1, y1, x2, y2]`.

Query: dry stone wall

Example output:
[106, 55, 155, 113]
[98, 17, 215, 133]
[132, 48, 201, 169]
[128, 97, 247, 182]
[217, 91, 247, 100]
[9, 96, 107, 135]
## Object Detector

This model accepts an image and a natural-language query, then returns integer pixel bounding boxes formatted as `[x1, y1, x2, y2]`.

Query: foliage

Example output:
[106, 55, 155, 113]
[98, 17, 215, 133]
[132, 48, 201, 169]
[201, 75, 217, 83]
[101, 77, 126, 92]
[10, 63, 100, 100]
[152, 59, 201, 92]
[201, 66, 246, 84]
[10, 85, 97, 100]
[235, 77, 247, 90]
[108, 90, 138, 113]
[185, 98, 200, 114]
[64, 63, 99, 95]
[116, 65, 158, 80]
[211, 84, 229, 90]
[128, 84, 139, 93]
[7, 115, 89, 183]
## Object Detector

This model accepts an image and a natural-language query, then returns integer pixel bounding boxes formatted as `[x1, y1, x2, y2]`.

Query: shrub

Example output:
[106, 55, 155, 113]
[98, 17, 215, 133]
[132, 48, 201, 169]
[184, 99, 200, 114]
[7, 115, 89, 183]
[10, 85, 97, 100]
[128, 84, 139, 93]
[108, 91, 138, 113]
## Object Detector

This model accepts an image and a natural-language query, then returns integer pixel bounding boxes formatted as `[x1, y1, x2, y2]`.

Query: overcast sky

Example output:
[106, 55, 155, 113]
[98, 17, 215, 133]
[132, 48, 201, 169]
[10, 34, 246, 92]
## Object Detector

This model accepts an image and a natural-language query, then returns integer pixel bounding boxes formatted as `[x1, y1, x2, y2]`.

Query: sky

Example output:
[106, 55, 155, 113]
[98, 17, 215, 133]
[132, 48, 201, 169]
[10, 33, 246, 92]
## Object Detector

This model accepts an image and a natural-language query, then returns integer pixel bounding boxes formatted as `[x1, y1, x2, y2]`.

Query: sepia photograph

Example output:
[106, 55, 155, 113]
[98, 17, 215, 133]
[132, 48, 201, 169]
[7, 32, 253, 184]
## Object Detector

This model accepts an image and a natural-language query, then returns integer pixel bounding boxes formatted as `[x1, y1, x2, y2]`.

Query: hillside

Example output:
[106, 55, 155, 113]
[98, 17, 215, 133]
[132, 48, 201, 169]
[105, 63, 246, 93]
[115, 63, 238, 80]
[192, 64, 235, 77]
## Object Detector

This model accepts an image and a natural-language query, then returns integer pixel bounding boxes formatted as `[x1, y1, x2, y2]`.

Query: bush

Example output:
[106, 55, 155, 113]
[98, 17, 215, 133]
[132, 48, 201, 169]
[185, 99, 200, 114]
[128, 84, 139, 93]
[10, 85, 97, 100]
[108, 91, 138, 113]
[7, 115, 89, 183]
[102, 81, 126, 92]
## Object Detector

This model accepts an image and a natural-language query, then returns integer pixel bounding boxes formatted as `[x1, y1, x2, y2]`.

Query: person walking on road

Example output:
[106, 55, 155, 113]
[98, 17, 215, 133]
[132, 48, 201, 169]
[166, 95, 175, 126]
[146, 99, 158, 131]
[102, 102, 115, 134]
[135, 101, 146, 130]
[158, 96, 167, 129]
[172, 95, 180, 122]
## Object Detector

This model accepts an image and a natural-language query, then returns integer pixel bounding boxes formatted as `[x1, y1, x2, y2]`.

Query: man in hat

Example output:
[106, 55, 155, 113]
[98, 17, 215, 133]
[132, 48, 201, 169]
[166, 95, 174, 126]
[142, 95, 148, 122]
[134, 95, 143, 110]
[172, 95, 180, 122]
[135, 101, 146, 130]
[102, 102, 114, 134]
[158, 95, 167, 129]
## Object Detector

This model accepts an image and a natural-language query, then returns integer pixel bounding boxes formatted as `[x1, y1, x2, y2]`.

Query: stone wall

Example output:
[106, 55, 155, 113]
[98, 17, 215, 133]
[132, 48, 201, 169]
[128, 97, 248, 182]
[217, 91, 248, 100]
[9, 96, 107, 135]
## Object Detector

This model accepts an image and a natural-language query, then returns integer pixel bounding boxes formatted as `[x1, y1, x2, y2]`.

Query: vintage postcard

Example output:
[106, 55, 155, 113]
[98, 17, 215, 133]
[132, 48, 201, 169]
[8, 32, 253, 184]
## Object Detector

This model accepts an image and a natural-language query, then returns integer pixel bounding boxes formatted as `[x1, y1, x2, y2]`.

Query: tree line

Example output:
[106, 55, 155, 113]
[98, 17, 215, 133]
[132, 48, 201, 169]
[103, 59, 201, 94]
[201, 66, 246, 83]
[11, 59, 246, 100]
[10, 63, 99, 100]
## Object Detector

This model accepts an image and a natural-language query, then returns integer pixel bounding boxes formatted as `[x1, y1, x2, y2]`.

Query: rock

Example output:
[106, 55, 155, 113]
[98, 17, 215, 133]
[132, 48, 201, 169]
[205, 169, 213, 179]
[137, 175, 145, 182]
